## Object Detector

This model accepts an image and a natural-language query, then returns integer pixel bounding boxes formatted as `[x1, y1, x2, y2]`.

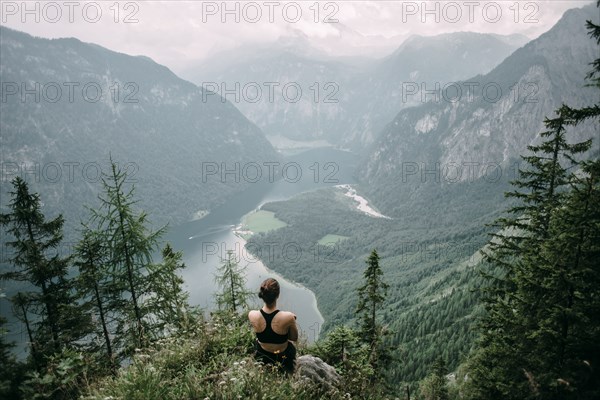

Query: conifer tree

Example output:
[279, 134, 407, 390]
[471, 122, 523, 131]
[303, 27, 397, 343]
[531, 159, 600, 398]
[315, 325, 376, 395]
[74, 228, 115, 370]
[90, 159, 165, 354]
[0, 289, 21, 399]
[418, 357, 450, 400]
[0, 177, 89, 365]
[469, 5, 600, 398]
[356, 249, 389, 371]
[214, 250, 251, 313]
[318, 325, 360, 368]
[476, 113, 592, 397]
[146, 243, 192, 332]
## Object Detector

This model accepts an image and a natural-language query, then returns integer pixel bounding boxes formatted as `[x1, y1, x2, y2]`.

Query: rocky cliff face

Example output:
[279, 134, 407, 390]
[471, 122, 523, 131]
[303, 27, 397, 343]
[0, 27, 278, 229]
[359, 4, 599, 215]
[184, 32, 526, 150]
[346, 32, 529, 148]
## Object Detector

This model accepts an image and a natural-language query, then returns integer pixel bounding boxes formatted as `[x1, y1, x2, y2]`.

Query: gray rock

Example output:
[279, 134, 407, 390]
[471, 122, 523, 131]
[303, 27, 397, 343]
[295, 355, 341, 391]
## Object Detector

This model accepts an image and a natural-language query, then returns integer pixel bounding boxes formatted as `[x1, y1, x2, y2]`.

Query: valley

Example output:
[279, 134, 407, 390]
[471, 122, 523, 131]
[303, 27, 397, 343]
[161, 146, 361, 344]
[1, 2, 598, 397]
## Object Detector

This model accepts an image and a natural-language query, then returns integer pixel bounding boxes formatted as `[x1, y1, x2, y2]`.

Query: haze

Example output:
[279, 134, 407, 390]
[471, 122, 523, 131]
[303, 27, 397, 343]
[0, 0, 592, 74]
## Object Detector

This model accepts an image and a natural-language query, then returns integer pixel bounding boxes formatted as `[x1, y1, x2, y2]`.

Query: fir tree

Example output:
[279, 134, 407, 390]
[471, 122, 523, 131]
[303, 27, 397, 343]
[90, 159, 165, 354]
[418, 357, 450, 400]
[356, 249, 389, 372]
[317, 325, 360, 368]
[469, 5, 600, 398]
[0, 289, 21, 399]
[146, 243, 192, 332]
[476, 113, 592, 397]
[532, 159, 600, 398]
[0, 177, 89, 365]
[214, 250, 251, 313]
[315, 325, 377, 395]
[74, 228, 116, 371]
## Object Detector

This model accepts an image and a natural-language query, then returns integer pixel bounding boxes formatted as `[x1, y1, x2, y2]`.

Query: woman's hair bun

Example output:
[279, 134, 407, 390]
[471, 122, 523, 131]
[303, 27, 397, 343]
[259, 278, 280, 304]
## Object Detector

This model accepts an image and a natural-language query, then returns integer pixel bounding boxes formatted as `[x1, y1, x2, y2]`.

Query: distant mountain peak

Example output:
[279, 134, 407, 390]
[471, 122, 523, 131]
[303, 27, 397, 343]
[360, 2, 598, 208]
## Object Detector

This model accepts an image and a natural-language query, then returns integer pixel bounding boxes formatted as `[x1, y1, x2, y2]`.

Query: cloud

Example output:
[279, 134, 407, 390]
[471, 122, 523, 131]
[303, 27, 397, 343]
[1, 0, 592, 73]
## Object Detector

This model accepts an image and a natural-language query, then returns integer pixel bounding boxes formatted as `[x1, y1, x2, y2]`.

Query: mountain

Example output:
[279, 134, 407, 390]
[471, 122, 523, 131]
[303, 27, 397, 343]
[183, 32, 525, 150]
[490, 32, 531, 47]
[360, 3, 599, 216]
[238, 3, 599, 387]
[0, 27, 278, 231]
[180, 37, 363, 147]
[347, 31, 530, 147]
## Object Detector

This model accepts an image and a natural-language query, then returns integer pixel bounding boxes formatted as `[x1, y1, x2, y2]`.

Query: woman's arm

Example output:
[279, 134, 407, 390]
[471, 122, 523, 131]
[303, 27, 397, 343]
[287, 313, 299, 342]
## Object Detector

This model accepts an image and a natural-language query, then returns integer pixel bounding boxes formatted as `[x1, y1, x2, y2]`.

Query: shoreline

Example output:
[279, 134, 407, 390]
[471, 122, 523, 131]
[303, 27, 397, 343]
[233, 209, 325, 342]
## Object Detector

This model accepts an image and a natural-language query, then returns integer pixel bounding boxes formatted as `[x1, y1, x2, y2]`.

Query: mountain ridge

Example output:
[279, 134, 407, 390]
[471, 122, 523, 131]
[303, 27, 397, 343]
[359, 3, 599, 217]
[0, 26, 278, 233]
[185, 30, 527, 150]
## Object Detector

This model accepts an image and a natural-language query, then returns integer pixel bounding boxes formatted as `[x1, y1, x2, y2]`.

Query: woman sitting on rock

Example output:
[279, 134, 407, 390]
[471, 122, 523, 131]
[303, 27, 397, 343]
[248, 278, 298, 373]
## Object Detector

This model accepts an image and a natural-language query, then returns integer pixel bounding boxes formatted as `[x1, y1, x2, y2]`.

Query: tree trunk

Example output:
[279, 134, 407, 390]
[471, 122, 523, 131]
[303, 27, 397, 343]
[19, 299, 38, 367]
[113, 166, 144, 348]
[26, 219, 60, 351]
[93, 280, 114, 370]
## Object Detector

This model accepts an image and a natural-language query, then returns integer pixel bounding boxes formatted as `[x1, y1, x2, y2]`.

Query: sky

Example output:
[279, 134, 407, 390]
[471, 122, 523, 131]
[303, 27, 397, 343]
[0, 1, 594, 74]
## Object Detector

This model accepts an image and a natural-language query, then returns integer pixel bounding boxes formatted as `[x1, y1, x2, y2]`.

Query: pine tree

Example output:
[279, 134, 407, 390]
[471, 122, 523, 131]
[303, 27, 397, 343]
[315, 325, 377, 396]
[317, 325, 361, 368]
[90, 159, 165, 354]
[214, 250, 251, 313]
[418, 357, 450, 400]
[532, 159, 600, 398]
[475, 113, 592, 397]
[0, 289, 21, 399]
[356, 249, 389, 372]
[74, 228, 116, 371]
[146, 243, 192, 332]
[469, 5, 600, 398]
[0, 177, 89, 365]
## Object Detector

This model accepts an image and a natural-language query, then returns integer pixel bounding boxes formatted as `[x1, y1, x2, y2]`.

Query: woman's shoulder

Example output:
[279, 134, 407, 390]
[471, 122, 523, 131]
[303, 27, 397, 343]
[277, 310, 297, 321]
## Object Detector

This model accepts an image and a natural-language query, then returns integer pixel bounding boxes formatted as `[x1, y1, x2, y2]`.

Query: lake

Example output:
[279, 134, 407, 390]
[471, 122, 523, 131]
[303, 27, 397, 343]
[164, 147, 359, 343]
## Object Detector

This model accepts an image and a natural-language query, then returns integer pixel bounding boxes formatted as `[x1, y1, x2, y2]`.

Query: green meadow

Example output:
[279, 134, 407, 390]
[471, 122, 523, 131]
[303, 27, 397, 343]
[243, 210, 287, 233]
[317, 234, 350, 246]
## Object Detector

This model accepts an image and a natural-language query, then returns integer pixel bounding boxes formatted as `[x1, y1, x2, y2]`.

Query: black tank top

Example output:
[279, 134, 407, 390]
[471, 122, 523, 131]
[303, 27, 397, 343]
[256, 309, 289, 344]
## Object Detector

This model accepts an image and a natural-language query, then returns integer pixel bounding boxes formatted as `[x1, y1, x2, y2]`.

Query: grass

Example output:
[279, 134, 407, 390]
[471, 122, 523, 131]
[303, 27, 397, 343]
[317, 234, 350, 246]
[243, 210, 287, 233]
[81, 313, 350, 400]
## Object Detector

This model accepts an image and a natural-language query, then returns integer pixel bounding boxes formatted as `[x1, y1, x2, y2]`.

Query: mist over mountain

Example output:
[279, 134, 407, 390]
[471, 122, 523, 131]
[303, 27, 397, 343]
[0, 27, 278, 231]
[181, 36, 362, 148]
[235, 2, 599, 387]
[1, 2, 599, 398]
[348, 31, 530, 147]
[184, 31, 526, 150]
[359, 3, 599, 216]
